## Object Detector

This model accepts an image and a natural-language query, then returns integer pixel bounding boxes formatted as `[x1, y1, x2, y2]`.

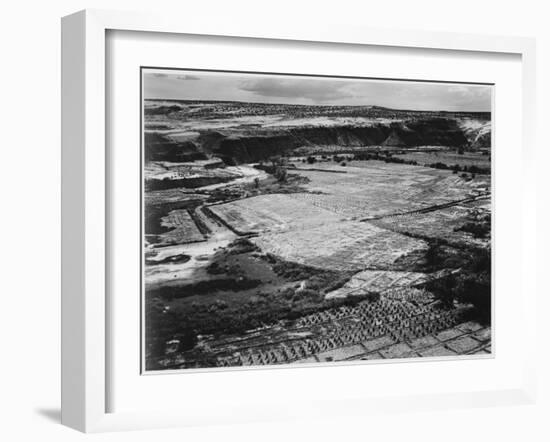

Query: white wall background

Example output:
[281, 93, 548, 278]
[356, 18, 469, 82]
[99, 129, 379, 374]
[0, 1, 547, 440]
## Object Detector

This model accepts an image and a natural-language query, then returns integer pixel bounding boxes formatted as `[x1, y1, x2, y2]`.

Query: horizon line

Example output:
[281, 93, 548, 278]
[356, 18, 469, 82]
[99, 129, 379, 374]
[143, 98, 492, 114]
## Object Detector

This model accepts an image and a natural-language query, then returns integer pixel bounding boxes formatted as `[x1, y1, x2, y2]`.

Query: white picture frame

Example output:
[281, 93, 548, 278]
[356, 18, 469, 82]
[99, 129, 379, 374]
[61, 9, 537, 433]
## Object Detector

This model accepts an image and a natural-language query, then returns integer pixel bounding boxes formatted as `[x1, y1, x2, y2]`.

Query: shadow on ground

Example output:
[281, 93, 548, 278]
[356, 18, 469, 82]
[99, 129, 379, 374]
[35, 408, 61, 423]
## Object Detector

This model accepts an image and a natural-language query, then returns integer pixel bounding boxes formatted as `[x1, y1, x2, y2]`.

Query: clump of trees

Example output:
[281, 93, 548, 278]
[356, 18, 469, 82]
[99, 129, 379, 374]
[274, 166, 288, 182]
[425, 161, 489, 175]
[269, 156, 288, 183]
[146, 297, 198, 361]
[333, 154, 352, 163]
[353, 152, 384, 161]
[266, 253, 328, 280]
[428, 162, 448, 170]
[424, 246, 491, 324]
[254, 156, 288, 182]
[384, 156, 418, 165]
[464, 164, 489, 174]
[308, 151, 490, 175]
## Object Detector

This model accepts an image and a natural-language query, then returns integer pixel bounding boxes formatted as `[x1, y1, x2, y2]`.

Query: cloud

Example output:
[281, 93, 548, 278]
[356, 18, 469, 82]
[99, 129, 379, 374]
[144, 70, 492, 111]
[239, 77, 353, 103]
[148, 72, 201, 80]
[442, 84, 491, 110]
[175, 74, 201, 81]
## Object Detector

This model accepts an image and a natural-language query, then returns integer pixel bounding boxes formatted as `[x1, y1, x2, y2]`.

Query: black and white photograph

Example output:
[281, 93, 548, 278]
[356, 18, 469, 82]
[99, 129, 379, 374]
[2, 0, 547, 438]
[142, 69, 492, 371]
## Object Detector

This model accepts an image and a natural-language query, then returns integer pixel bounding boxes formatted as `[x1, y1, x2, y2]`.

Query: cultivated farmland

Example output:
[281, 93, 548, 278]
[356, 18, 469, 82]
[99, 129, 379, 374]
[142, 96, 492, 371]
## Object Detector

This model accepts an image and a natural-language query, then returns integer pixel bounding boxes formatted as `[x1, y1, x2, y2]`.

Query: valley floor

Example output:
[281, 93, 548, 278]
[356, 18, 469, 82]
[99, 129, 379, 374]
[144, 158, 491, 371]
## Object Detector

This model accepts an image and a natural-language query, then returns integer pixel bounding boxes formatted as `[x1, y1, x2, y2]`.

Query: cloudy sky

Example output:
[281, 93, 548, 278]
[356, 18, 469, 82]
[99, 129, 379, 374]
[143, 69, 492, 112]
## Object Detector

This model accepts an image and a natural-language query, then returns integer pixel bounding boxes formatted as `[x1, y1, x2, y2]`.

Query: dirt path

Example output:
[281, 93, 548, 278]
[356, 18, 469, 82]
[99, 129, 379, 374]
[194, 206, 237, 242]
[198, 165, 267, 191]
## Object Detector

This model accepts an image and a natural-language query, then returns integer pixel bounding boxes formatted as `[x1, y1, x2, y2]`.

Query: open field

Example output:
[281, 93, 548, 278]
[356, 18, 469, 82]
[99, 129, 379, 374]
[144, 158, 491, 370]
[211, 161, 489, 224]
[142, 97, 492, 371]
[158, 209, 205, 245]
[286, 161, 489, 219]
[252, 220, 426, 271]
[207, 193, 342, 235]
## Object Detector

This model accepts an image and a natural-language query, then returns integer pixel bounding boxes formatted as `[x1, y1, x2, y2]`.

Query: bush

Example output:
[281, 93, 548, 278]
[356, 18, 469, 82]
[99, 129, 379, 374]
[429, 162, 449, 170]
[455, 222, 490, 238]
[294, 288, 322, 302]
[270, 257, 323, 280]
[274, 166, 288, 183]
[464, 165, 490, 175]
[227, 238, 260, 254]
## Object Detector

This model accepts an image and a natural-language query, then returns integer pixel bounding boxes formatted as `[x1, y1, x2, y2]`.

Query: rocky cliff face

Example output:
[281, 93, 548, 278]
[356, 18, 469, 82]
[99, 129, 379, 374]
[144, 133, 206, 162]
[458, 119, 492, 149]
[145, 110, 491, 164]
[204, 118, 480, 164]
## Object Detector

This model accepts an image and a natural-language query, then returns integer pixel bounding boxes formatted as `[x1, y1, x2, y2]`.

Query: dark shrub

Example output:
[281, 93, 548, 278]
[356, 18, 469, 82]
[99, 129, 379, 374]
[425, 247, 491, 325]
[455, 222, 490, 238]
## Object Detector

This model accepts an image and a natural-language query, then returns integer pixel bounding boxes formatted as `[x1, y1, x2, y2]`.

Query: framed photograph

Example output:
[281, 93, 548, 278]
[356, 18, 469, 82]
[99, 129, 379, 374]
[140, 68, 494, 372]
[62, 9, 537, 432]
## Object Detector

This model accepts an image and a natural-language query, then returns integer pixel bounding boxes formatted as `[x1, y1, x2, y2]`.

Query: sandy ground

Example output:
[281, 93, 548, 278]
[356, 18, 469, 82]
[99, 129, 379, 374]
[198, 165, 267, 190]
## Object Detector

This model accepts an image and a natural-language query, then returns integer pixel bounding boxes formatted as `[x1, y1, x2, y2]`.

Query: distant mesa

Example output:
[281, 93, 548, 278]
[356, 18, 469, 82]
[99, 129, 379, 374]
[143, 100, 491, 165]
